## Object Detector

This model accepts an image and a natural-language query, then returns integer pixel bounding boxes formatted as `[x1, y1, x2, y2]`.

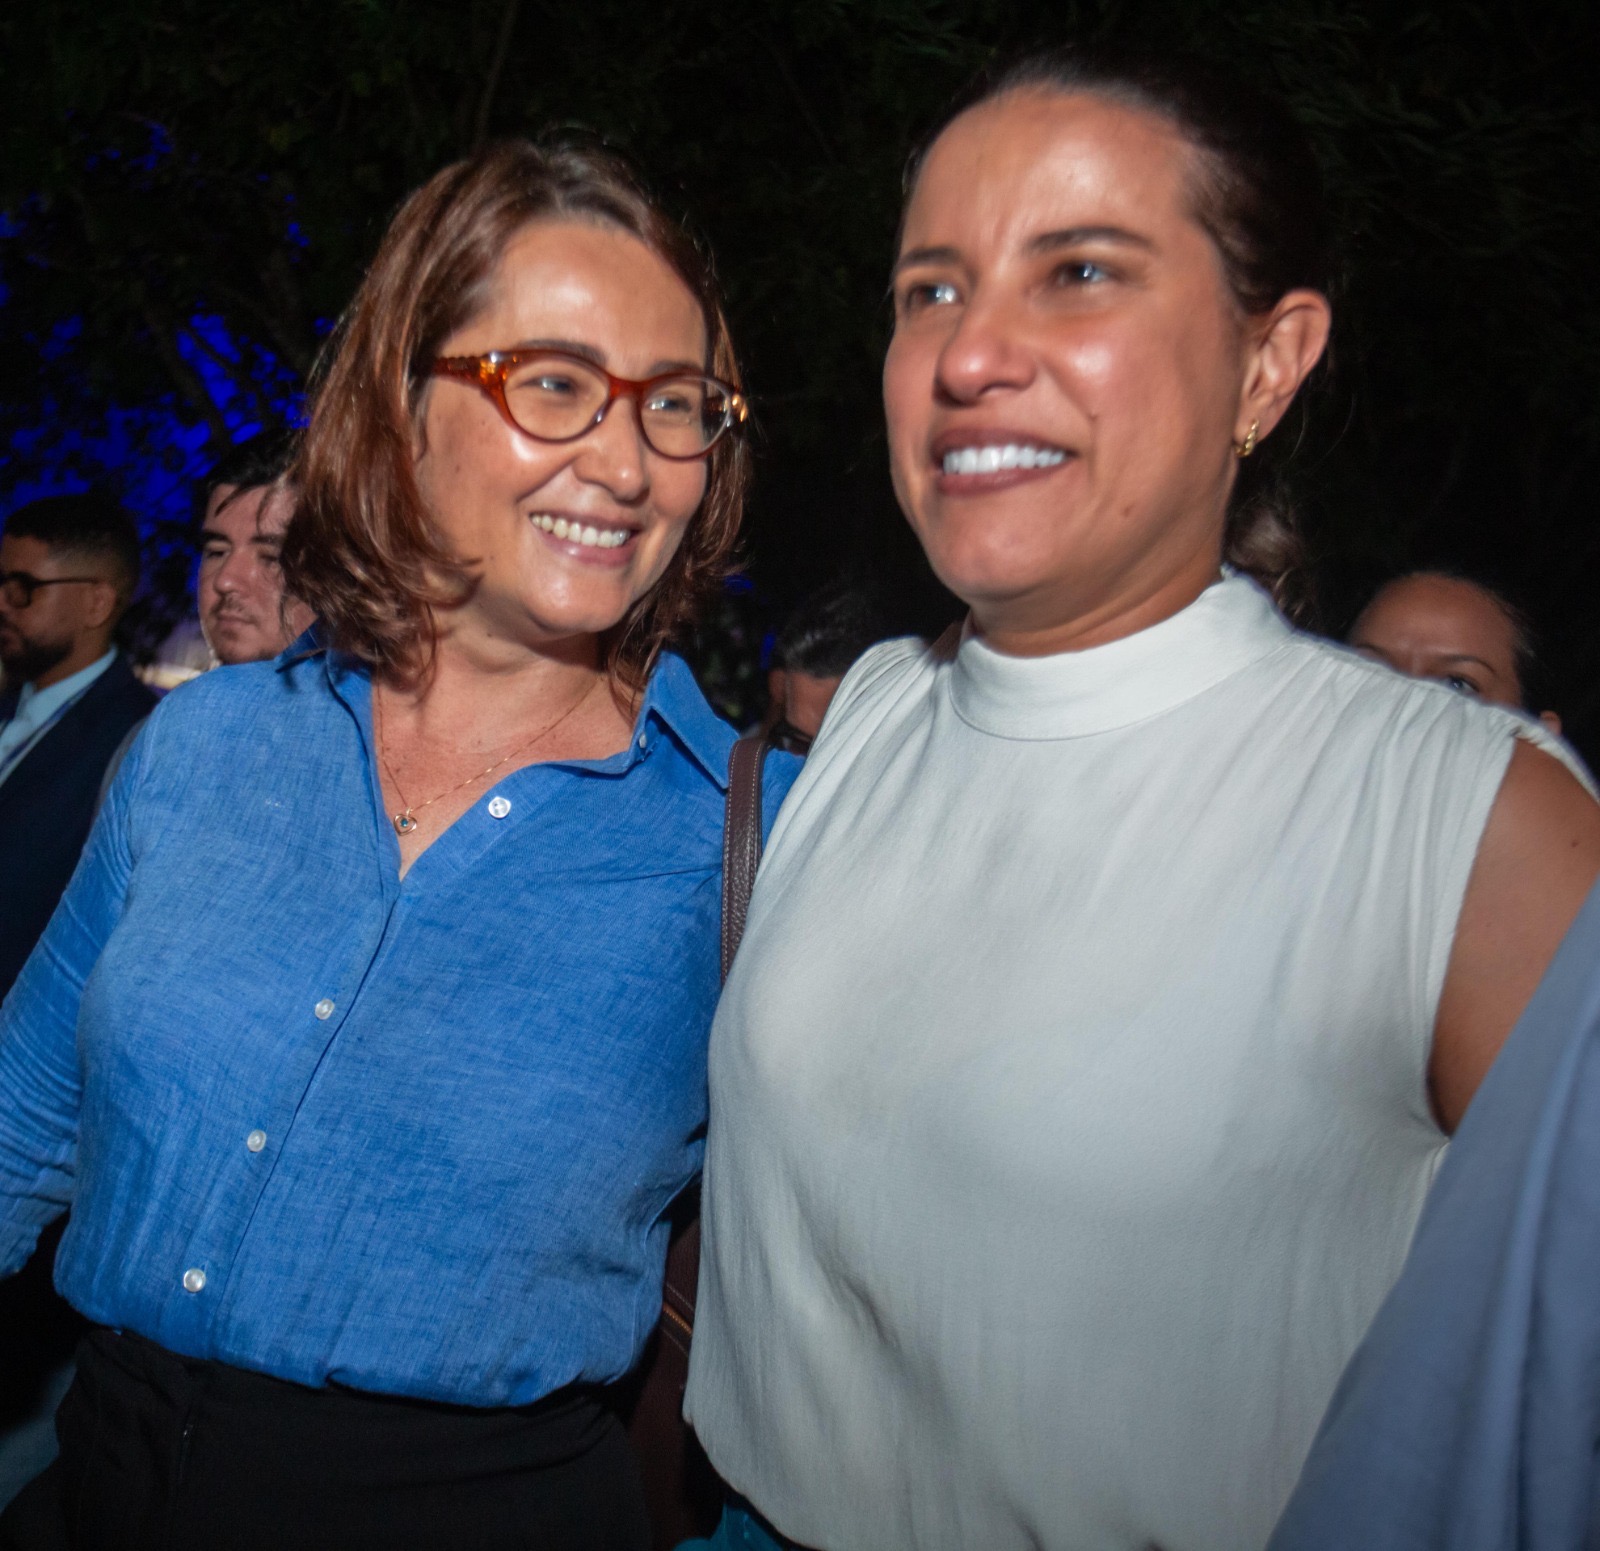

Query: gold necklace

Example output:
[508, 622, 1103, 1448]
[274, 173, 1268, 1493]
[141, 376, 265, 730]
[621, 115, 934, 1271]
[376, 673, 600, 836]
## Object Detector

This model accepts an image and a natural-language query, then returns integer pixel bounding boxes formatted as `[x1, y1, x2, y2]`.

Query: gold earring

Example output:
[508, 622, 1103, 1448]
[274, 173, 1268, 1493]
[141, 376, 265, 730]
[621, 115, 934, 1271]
[1233, 419, 1260, 459]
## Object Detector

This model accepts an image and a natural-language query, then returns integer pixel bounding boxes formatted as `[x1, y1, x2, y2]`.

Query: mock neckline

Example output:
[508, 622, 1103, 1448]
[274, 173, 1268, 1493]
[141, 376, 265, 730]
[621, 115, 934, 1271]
[947, 573, 1293, 741]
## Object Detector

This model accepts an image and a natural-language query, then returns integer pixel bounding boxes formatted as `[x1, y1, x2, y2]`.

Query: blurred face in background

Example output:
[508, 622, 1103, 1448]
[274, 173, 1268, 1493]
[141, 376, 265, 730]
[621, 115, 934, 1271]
[767, 666, 844, 742]
[1349, 572, 1560, 731]
[0, 533, 120, 688]
[198, 482, 315, 665]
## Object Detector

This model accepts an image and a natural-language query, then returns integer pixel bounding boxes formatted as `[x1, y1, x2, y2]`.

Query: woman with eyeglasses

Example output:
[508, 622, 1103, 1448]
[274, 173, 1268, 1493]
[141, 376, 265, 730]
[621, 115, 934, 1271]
[683, 50, 1600, 1551]
[0, 138, 794, 1549]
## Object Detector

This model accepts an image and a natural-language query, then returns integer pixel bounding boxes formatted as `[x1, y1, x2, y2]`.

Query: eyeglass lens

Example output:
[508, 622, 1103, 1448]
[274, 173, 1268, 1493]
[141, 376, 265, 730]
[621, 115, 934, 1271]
[503, 355, 733, 457]
[0, 574, 94, 608]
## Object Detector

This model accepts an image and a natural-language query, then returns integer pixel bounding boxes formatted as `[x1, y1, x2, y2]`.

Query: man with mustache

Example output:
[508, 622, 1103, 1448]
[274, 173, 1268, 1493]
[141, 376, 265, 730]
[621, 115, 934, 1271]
[196, 440, 315, 665]
[87, 442, 317, 805]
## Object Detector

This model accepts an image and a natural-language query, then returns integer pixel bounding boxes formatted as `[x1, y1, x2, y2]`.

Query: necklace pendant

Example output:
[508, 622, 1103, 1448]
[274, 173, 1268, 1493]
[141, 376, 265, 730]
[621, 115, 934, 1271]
[394, 812, 418, 835]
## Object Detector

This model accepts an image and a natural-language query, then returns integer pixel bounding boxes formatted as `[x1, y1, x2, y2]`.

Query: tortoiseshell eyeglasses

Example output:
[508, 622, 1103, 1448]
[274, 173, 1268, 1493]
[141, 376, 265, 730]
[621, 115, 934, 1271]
[430, 348, 747, 461]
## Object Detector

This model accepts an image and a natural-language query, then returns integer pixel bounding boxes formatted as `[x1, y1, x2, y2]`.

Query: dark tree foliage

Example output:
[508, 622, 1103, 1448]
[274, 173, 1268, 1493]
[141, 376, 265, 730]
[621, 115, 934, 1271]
[2, 0, 1598, 741]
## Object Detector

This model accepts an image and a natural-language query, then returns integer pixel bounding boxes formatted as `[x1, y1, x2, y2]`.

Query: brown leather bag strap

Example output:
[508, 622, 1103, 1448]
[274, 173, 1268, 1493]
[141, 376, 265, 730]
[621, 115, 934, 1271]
[628, 729, 773, 1544]
[720, 730, 770, 982]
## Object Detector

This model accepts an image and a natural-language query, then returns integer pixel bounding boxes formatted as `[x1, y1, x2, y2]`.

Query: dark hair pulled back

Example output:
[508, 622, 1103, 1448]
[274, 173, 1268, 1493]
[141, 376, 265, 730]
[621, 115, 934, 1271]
[908, 47, 1334, 620]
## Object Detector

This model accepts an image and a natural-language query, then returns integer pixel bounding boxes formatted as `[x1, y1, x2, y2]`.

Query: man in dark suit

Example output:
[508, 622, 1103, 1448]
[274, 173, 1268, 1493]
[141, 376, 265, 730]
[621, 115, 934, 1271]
[0, 492, 154, 1000]
[0, 493, 153, 1508]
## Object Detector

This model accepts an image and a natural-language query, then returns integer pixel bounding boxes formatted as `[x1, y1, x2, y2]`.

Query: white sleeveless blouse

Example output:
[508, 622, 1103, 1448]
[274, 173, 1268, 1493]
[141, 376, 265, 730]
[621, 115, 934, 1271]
[685, 575, 1588, 1551]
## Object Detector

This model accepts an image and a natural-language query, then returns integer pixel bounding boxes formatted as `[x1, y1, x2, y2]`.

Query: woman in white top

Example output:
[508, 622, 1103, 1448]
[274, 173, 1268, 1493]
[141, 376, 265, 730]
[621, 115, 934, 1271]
[683, 47, 1600, 1551]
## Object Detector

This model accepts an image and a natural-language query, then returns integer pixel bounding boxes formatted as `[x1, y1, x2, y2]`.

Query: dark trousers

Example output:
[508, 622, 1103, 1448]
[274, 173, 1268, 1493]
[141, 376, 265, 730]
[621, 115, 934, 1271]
[0, 1329, 649, 1551]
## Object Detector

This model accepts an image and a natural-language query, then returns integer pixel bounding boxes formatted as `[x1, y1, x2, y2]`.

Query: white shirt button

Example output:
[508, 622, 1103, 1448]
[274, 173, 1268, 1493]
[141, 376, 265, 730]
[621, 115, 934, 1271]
[487, 795, 511, 819]
[182, 1267, 207, 1294]
[314, 998, 335, 1020]
[637, 733, 647, 750]
[245, 1129, 267, 1153]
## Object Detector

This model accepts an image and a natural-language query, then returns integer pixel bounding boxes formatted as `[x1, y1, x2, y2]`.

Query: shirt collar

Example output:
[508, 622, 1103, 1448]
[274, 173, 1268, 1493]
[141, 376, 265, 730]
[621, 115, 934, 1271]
[276, 634, 729, 790]
[636, 652, 732, 791]
[12, 648, 118, 724]
[276, 624, 332, 674]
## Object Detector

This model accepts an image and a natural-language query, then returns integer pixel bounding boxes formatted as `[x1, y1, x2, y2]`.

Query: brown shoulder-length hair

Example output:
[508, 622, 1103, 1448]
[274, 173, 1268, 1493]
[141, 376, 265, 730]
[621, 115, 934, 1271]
[279, 135, 749, 690]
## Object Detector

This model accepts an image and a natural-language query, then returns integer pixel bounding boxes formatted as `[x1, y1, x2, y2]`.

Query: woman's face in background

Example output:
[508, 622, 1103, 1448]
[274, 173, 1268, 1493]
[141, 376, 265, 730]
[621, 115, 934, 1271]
[416, 219, 710, 651]
[884, 90, 1258, 646]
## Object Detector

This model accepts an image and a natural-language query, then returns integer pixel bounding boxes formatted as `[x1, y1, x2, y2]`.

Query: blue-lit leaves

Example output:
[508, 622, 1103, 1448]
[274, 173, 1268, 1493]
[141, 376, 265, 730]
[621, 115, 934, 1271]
[1, 291, 302, 659]
[173, 313, 302, 445]
[39, 317, 83, 363]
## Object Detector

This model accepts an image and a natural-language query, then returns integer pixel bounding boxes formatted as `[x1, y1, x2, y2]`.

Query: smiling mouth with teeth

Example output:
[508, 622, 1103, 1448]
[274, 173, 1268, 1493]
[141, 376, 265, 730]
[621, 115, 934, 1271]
[531, 514, 633, 549]
[941, 444, 1068, 476]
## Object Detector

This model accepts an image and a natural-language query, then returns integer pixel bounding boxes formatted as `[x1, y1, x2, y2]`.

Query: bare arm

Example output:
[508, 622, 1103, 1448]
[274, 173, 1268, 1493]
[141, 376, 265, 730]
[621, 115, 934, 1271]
[1431, 740, 1600, 1132]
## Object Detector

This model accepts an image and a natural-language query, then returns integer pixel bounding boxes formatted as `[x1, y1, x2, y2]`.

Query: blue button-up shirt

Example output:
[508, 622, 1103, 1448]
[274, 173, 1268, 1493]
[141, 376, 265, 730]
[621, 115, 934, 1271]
[0, 643, 796, 1406]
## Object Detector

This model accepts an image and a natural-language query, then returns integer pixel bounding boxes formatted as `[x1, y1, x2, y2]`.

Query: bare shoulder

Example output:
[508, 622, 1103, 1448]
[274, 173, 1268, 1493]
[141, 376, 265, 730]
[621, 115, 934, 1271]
[1484, 737, 1600, 857]
[1432, 737, 1600, 1130]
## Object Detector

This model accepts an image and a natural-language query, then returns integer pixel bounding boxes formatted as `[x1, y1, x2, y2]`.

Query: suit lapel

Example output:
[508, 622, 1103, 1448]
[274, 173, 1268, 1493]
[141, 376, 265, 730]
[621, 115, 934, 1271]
[0, 656, 146, 816]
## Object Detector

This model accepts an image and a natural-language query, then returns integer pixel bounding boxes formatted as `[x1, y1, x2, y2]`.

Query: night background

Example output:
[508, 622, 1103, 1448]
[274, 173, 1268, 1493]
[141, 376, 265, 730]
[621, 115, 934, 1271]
[2, 0, 1597, 748]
